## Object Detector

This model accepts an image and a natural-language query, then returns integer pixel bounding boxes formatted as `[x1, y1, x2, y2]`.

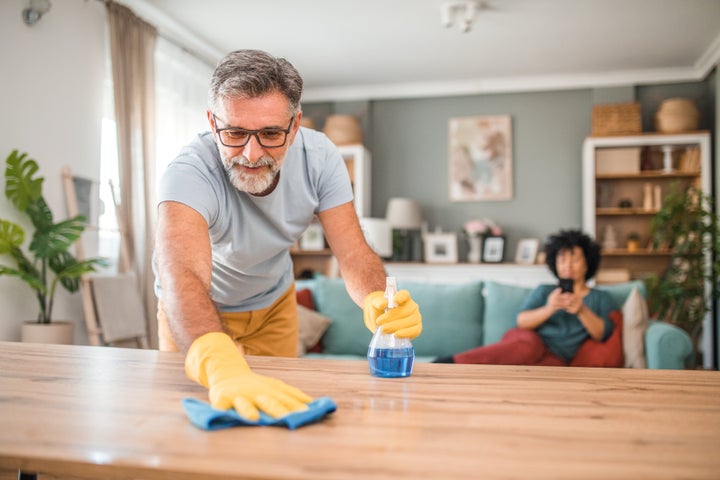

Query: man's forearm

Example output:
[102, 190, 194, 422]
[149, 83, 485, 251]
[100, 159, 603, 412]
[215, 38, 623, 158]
[339, 247, 387, 307]
[159, 267, 225, 353]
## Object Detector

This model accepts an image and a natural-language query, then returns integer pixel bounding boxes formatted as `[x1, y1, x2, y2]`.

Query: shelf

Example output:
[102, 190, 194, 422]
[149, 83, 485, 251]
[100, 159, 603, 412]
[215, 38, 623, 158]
[596, 208, 658, 215]
[601, 249, 672, 256]
[582, 132, 711, 280]
[596, 170, 700, 180]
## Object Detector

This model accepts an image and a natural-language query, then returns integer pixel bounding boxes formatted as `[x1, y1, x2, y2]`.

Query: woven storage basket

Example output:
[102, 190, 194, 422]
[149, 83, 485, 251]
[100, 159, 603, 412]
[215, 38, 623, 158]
[591, 102, 642, 136]
[655, 98, 699, 133]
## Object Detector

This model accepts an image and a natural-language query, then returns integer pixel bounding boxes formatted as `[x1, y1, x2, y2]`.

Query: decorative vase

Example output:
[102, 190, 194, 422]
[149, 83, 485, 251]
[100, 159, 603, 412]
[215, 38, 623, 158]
[655, 98, 699, 133]
[21, 321, 74, 344]
[467, 235, 482, 263]
[322, 114, 363, 146]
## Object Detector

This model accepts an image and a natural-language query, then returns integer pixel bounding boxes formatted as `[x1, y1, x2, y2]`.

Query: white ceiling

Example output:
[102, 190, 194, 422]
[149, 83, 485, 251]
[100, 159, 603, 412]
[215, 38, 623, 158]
[125, 0, 720, 102]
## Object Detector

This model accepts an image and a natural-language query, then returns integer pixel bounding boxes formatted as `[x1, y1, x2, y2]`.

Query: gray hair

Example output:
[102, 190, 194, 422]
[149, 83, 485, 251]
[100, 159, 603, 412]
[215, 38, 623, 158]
[208, 49, 303, 115]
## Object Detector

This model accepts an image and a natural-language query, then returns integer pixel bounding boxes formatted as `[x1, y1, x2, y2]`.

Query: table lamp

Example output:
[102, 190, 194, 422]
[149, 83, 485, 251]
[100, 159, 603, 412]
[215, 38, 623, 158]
[385, 198, 423, 261]
[359, 217, 393, 259]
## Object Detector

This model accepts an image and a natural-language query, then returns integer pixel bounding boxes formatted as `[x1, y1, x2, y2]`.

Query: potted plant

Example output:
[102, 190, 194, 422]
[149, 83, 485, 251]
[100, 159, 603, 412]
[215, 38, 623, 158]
[0, 150, 106, 343]
[645, 182, 720, 365]
[626, 232, 641, 252]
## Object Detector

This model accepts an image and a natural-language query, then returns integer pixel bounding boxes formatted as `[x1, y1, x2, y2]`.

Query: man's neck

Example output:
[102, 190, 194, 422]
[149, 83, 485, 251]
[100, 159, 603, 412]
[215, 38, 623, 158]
[251, 172, 280, 197]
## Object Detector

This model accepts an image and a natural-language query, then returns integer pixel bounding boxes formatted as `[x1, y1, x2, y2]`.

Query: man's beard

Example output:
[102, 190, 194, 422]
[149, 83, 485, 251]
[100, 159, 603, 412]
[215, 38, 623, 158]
[223, 153, 282, 194]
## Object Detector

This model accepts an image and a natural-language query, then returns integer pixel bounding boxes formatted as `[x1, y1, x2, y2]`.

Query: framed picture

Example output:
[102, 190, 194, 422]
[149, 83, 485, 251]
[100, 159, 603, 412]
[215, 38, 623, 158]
[482, 236, 505, 263]
[300, 222, 325, 250]
[424, 232, 458, 264]
[515, 238, 540, 264]
[448, 115, 513, 202]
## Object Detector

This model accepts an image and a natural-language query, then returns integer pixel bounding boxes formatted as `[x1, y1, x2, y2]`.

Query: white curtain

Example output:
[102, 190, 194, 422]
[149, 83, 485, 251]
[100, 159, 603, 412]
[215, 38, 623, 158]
[106, 1, 157, 346]
[154, 37, 214, 184]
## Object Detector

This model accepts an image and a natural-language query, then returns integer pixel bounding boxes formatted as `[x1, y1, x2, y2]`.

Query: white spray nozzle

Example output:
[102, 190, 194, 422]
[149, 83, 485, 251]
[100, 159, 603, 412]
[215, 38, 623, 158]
[385, 276, 398, 309]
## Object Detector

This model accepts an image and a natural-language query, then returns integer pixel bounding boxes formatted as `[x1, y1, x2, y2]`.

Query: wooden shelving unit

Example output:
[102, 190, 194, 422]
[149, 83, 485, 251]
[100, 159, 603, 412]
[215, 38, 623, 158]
[582, 132, 711, 282]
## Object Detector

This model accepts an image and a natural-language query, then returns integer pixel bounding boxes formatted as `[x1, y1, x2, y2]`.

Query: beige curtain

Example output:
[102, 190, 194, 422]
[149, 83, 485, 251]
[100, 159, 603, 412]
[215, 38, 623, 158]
[106, 2, 158, 347]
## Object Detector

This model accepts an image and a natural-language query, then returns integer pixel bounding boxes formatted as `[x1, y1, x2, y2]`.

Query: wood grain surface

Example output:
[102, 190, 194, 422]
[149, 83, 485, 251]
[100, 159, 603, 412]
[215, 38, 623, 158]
[0, 341, 718, 480]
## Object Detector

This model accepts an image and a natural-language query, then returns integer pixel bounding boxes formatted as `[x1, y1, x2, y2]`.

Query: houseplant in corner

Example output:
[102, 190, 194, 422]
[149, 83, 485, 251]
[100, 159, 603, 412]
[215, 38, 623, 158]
[645, 182, 720, 366]
[0, 150, 106, 343]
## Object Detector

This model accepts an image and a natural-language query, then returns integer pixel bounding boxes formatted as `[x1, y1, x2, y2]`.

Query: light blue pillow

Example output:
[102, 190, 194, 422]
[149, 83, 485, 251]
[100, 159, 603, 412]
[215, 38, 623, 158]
[595, 280, 646, 310]
[313, 277, 368, 355]
[401, 280, 484, 357]
[313, 278, 485, 357]
[482, 281, 534, 345]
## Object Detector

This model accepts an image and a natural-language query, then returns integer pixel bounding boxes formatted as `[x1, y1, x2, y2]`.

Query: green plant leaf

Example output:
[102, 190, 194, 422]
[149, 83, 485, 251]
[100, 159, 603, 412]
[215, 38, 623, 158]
[0, 219, 24, 254]
[25, 196, 54, 232]
[5, 150, 43, 211]
[29, 215, 85, 259]
[49, 253, 107, 292]
[0, 265, 46, 293]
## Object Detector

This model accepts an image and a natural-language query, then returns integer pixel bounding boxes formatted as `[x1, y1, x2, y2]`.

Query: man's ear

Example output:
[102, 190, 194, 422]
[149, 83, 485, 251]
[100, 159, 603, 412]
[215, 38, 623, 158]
[206, 110, 215, 131]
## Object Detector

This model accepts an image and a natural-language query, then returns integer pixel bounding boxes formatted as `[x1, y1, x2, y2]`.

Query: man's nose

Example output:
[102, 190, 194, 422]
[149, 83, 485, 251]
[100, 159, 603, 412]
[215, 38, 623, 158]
[243, 134, 265, 162]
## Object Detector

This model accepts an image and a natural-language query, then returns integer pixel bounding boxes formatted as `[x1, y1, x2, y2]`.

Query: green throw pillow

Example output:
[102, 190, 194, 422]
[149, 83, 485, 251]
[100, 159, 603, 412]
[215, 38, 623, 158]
[313, 277, 485, 357]
[313, 277, 369, 355]
[401, 280, 484, 357]
[595, 280, 646, 310]
[482, 281, 534, 345]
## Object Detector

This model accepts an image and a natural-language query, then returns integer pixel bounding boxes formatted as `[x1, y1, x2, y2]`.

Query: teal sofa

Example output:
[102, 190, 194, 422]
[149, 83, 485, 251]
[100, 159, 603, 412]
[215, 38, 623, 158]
[296, 276, 694, 369]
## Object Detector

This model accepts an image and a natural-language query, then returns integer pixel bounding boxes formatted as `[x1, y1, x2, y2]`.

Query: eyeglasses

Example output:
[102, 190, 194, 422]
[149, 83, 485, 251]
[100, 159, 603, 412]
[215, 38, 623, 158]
[212, 113, 294, 148]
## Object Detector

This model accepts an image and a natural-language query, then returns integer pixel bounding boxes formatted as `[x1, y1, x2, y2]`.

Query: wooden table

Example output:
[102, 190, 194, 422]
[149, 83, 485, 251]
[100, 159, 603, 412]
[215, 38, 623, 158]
[1, 341, 719, 480]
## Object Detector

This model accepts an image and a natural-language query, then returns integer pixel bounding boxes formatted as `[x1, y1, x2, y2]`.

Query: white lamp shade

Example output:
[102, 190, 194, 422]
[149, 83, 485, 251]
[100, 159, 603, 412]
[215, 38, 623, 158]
[385, 198, 422, 229]
[359, 217, 393, 258]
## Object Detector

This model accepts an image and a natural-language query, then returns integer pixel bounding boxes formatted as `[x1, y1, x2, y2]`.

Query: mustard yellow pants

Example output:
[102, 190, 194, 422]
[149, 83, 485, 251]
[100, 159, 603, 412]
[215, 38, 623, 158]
[157, 285, 298, 357]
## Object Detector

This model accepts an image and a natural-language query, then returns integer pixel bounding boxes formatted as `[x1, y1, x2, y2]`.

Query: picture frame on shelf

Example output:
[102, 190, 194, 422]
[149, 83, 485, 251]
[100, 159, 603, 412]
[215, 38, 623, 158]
[423, 232, 458, 264]
[300, 222, 325, 250]
[515, 238, 540, 265]
[482, 236, 505, 263]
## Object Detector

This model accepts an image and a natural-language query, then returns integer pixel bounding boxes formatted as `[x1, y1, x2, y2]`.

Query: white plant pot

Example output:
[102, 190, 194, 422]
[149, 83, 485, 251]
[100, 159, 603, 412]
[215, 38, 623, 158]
[21, 321, 74, 345]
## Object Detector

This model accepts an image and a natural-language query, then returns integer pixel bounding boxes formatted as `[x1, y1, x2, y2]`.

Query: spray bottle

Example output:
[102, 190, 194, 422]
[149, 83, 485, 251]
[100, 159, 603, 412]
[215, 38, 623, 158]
[367, 277, 415, 378]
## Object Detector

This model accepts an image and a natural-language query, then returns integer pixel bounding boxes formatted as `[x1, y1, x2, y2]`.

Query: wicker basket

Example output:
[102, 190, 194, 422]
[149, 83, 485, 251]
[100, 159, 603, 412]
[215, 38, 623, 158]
[655, 98, 699, 133]
[591, 102, 642, 136]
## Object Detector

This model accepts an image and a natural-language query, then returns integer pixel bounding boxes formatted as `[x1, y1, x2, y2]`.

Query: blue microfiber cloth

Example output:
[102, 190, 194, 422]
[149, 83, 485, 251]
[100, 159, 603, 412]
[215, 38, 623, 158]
[182, 397, 337, 431]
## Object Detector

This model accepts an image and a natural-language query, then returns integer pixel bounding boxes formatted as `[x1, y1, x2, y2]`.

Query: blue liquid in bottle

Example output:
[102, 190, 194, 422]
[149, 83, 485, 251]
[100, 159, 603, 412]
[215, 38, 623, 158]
[367, 277, 415, 378]
[368, 347, 415, 378]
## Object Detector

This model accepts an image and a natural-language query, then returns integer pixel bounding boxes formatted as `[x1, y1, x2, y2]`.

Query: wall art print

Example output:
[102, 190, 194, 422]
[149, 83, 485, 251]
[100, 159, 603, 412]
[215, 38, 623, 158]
[449, 115, 513, 202]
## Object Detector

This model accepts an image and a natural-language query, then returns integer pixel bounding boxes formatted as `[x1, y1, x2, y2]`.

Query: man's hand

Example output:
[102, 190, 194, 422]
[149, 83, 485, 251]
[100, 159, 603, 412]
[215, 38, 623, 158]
[363, 289, 422, 339]
[185, 332, 312, 420]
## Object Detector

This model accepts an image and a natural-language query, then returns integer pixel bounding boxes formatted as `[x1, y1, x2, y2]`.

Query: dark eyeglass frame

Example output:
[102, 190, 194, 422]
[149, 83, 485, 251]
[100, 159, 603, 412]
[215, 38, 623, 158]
[212, 113, 295, 148]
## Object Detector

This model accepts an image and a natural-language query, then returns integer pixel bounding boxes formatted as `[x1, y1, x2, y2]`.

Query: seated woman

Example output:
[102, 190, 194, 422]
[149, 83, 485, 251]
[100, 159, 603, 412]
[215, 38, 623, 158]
[434, 229, 617, 366]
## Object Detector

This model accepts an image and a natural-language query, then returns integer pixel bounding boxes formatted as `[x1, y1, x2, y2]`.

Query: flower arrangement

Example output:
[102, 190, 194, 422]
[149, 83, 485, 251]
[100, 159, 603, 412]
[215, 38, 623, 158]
[464, 218, 502, 237]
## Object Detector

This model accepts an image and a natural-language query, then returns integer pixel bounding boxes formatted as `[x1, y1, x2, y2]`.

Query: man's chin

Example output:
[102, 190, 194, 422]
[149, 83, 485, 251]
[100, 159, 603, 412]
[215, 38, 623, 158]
[229, 171, 276, 195]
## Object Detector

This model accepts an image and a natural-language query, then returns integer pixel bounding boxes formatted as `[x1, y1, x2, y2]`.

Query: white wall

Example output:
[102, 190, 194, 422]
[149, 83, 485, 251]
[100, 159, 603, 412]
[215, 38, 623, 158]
[0, 0, 107, 343]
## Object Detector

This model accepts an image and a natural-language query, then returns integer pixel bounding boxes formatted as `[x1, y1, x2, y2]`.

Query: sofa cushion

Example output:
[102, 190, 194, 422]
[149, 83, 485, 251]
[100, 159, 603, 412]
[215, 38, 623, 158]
[296, 304, 332, 356]
[313, 277, 368, 355]
[595, 280, 646, 310]
[313, 277, 484, 357]
[570, 310, 624, 367]
[482, 281, 532, 345]
[621, 287, 649, 368]
[400, 280, 484, 357]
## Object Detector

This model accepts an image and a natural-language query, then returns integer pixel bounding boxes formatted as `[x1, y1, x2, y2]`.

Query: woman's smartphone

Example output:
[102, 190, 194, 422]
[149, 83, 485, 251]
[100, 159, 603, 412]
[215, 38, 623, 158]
[559, 278, 574, 293]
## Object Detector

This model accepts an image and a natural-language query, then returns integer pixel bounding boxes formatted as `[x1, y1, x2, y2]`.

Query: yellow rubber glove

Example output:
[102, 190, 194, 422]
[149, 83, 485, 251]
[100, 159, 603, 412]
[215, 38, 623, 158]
[185, 332, 312, 420]
[363, 289, 422, 339]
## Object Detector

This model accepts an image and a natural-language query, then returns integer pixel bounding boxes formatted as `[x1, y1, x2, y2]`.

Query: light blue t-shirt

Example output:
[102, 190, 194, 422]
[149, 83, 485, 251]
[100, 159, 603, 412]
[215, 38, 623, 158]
[155, 127, 353, 311]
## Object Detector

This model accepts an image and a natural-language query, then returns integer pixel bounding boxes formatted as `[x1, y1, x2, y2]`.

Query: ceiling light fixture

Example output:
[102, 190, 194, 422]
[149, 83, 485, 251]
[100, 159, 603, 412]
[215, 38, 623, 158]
[22, 0, 51, 26]
[441, 0, 485, 33]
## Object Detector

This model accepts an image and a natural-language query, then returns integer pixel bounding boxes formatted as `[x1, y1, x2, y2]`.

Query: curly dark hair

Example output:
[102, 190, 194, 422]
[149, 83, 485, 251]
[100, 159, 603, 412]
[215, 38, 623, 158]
[544, 229, 601, 281]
